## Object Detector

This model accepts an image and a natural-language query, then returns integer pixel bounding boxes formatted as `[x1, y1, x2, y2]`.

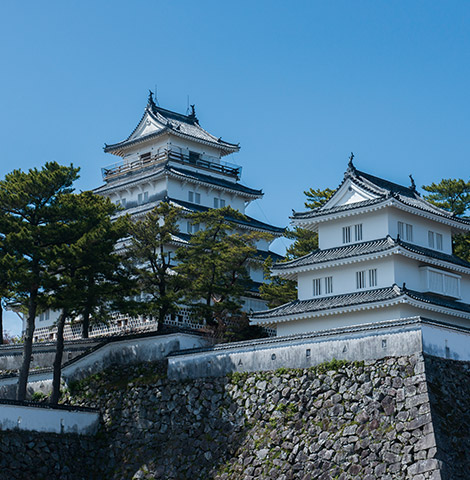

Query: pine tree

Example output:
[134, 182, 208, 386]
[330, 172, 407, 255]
[0, 162, 80, 401]
[422, 179, 470, 216]
[47, 191, 129, 404]
[423, 178, 470, 262]
[126, 202, 184, 331]
[260, 188, 331, 308]
[176, 207, 271, 327]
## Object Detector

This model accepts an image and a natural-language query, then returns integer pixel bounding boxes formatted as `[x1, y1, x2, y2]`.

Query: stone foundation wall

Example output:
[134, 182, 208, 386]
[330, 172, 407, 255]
[0, 430, 106, 480]
[2, 354, 469, 479]
[66, 354, 443, 479]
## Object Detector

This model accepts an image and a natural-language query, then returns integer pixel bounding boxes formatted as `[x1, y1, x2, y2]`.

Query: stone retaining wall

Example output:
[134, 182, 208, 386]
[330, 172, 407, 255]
[67, 354, 444, 479]
[0, 430, 106, 480]
[2, 353, 469, 479]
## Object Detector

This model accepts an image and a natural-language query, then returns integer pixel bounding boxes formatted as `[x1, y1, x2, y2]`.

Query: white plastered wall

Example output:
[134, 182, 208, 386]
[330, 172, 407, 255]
[318, 210, 389, 250]
[276, 304, 406, 336]
[166, 178, 246, 212]
[387, 208, 453, 254]
[297, 257, 395, 300]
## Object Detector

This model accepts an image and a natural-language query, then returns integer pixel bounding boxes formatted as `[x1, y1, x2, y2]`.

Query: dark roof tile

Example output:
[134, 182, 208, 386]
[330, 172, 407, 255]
[273, 236, 470, 272]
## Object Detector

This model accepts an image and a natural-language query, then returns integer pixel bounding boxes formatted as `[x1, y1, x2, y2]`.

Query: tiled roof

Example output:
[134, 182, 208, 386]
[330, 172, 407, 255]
[94, 162, 263, 198]
[167, 165, 263, 198]
[250, 285, 470, 321]
[398, 239, 470, 269]
[293, 198, 384, 220]
[272, 236, 470, 273]
[171, 230, 282, 263]
[404, 288, 470, 314]
[168, 197, 284, 235]
[274, 237, 395, 271]
[251, 286, 401, 320]
[104, 96, 239, 155]
[292, 165, 470, 227]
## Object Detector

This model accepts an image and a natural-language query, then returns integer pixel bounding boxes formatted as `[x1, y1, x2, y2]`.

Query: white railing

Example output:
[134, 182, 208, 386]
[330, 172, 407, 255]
[32, 308, 201, 342]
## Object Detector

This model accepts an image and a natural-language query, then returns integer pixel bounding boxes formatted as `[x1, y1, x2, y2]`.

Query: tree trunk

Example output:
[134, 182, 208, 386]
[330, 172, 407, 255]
[17, 290, 38, 401]
[0, 300, 3, 345]
[50, 310, 67, 405]
[157, 307, 165, 332]
[82, 303, 91, 339]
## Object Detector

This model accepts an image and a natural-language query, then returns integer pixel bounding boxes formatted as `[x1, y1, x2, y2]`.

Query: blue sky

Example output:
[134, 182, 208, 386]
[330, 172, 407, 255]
[1, 1, 470, 335]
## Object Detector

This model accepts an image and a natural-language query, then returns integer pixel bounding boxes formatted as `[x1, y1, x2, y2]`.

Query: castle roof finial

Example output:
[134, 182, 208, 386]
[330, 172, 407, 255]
[346, 152, 356, 176]
[409, 174, 416, 192]
[188, 104, 198, 124]
[147, 90, 156, 109]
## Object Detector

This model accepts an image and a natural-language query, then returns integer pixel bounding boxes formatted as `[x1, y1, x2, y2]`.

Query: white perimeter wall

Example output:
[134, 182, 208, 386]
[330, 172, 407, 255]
[0, 403, 99, 435]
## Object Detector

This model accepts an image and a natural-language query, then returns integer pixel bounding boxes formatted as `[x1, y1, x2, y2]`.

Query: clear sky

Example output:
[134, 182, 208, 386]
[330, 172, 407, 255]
[1, 1, 470, 335]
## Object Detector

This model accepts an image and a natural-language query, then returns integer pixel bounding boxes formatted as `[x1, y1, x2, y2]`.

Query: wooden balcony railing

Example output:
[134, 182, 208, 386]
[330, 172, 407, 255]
[102, 150, 242, 181]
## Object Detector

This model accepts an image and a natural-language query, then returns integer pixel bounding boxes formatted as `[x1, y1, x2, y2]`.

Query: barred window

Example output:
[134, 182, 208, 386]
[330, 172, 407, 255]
[354, 224, 363, 241]
[356, 271, 366, 289]
[324, 276, 333, 294]
[313, 278, 322, 296]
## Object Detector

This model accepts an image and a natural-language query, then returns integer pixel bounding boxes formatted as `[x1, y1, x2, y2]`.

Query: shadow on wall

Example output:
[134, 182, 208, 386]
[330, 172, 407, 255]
[425, 355, 470, 480]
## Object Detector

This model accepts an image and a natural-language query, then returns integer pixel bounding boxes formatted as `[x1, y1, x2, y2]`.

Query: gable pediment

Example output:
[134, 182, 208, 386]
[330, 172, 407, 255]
[323, 178, 378, 209]
[128, 111, 167, 141]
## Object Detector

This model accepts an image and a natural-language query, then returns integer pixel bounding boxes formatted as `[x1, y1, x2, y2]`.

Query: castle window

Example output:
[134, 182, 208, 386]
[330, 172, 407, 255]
[428, 231, 443, 250]
[398, 221, 413, 241]
[214, 197, 226, 208]
[421, 266, 460, 298]
[137, 192, 148, 205]
[324, 276, 333, 294]
[356, 271, 366, 289]
[342, 226, 351, 244]
[140, 152, 151, 162]
[188, 191, 201, 204]
[354, 224, 363, 241]
[369, 269, 377, 287]
[189, 151, 200, 163]
[313, 278, 322, 296]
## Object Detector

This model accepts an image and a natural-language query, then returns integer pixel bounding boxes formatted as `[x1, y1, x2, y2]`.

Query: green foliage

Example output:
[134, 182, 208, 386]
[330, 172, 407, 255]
[285, 227, 319, 260]
[47, 191, 130, 332]
[126, 203, 184, 330]
[423, 177, 470, 262]
[303, 187, 335, 210]
[176, 206, 272, 327]
[0, 162, 80, 400]
[259, 256, 297, 309]
[422, 178, 470, 216]
[31, 391, 48, 402]
[67, 362, 167, 398]
[310, 358, 351, 374]
[227, 371, 249, 386]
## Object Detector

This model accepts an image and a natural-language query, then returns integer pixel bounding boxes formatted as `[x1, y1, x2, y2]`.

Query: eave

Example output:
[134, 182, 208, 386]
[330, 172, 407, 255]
[292, 197, 470, 233]
[273, 237, 470, 280]
[250, 286, 470, 326]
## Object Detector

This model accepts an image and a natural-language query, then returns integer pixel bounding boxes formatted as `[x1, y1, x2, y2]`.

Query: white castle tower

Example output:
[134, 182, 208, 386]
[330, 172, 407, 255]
[251, 157, 470, 336]
[30, 92, 282, 340]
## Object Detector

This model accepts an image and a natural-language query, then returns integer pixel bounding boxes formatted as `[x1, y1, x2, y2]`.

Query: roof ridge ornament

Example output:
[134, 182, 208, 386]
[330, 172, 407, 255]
[188, 104, 199, 124]
[346, 152, 357, 176]
[409, 174, 417, 192]
[147, 90, 156, 109]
